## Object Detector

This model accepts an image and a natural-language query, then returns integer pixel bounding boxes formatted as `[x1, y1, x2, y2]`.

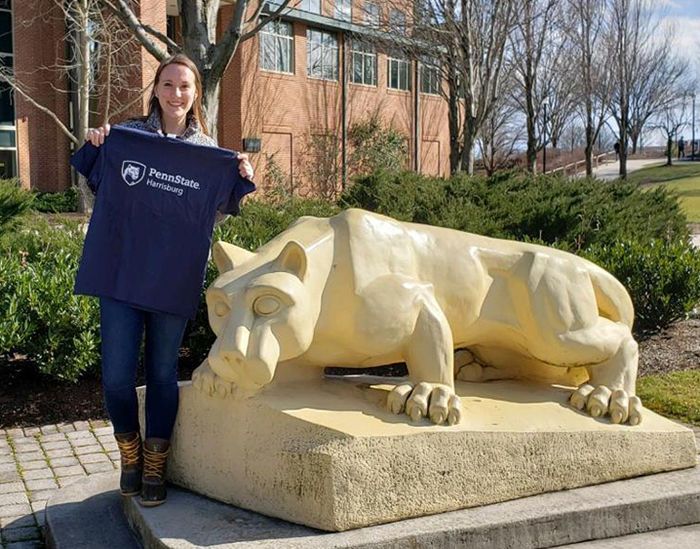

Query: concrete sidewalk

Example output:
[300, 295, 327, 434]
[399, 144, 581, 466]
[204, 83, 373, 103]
[588, 157, 665, 181]
[0, 420, 117, 549]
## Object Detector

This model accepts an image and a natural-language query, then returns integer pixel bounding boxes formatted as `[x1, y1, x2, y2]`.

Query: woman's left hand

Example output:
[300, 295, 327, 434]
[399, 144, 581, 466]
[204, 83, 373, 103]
[237, 153, 254, 181]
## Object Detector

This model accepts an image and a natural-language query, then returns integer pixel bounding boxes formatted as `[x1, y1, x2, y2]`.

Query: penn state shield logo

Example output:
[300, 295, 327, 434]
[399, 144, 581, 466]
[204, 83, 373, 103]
[121, 160, 146, 186]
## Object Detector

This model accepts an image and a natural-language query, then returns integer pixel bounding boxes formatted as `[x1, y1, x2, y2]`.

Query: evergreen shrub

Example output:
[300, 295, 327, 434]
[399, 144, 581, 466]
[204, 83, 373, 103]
[584, 240, 700, 337]
[0, 179, 34, 233]
[32, 187, 79, 213]
[0, 215, 100, 381]
[341, 170, 689, 249]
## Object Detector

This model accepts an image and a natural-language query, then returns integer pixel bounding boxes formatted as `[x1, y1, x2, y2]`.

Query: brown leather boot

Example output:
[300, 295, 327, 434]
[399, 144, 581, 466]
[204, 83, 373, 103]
[114, 432, 142, 496]
[139, 438, 170, 507]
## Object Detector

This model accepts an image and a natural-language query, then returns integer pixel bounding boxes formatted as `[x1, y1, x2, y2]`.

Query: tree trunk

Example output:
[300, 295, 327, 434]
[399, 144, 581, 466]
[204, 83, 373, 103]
[461, 128, 476, 175]
[666, 136, 672, 166]
[201, 78, 220, 141]
[76, 0, 94, 214]
[584, 107, 594, 177]
[630, 132, 639, 155]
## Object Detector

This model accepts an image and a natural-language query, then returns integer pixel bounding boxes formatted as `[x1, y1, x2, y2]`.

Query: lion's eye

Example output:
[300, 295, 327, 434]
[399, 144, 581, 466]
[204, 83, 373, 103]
[214, 300, 230, 317]
[253, 295, 281, 316]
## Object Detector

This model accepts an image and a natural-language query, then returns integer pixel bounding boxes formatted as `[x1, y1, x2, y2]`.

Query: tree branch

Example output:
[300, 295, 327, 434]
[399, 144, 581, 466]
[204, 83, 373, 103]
[99, 0, 173, 60]
[0, 69, 79, 145]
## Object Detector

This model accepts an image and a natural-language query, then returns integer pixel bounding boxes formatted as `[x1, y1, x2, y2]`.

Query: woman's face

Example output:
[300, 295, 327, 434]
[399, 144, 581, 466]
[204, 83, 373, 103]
[154, 63, 197, 122]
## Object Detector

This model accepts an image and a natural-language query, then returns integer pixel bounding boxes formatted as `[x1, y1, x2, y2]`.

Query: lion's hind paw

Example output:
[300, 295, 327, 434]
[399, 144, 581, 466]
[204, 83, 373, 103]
[387, 382, 462, 425]
[192, 361, 234, 399]
[570, 384, 642, 425]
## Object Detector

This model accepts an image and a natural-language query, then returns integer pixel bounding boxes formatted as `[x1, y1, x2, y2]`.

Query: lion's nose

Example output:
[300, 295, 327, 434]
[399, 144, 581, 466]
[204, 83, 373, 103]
[222, 351, 245, 367]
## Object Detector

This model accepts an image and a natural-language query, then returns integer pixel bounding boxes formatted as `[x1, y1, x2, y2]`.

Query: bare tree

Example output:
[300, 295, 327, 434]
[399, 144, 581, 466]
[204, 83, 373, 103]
[1, 1, 145, 211]
[417, 0, 518, 174]
[627, 37, 688, 154]
[541, 40, 578, 150]
[510, 0, 560, 173]
[651, 92, 690, 167]
[101, 0, 297, 138]
[477, 72, 523, 175]
[564, 0, 611, 176]
[606, 0, 687, 178]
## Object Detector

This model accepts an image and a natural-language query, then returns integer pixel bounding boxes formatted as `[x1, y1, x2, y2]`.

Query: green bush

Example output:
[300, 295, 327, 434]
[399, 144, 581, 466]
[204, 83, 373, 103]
[0, 215, 100, 381]
[584, 239, 700, 337]
[32, 187, 78, 213]
[0, 179, 34, 234]
[347, 115, 409, 176]
[341, 170, 689, 250]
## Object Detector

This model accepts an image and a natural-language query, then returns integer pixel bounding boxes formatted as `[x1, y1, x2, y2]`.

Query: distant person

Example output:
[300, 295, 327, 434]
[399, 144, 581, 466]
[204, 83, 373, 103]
[614, 141, 620, 160]
[678, 137, 685, 158]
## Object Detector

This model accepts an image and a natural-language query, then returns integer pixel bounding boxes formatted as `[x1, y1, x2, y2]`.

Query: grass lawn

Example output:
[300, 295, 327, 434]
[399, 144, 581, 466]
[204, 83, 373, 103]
[625, 161, 700, 223]
[637, 370, 700, 426]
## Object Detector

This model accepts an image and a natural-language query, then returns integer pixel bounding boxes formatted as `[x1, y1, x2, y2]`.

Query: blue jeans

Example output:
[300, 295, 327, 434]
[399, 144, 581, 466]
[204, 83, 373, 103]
[99, 297, 188, 439]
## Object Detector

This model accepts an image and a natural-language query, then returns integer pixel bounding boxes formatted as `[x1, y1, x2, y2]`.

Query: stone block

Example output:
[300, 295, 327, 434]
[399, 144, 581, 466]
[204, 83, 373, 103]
[18, 462, 46, 472]
[24, 479, 58, 492]
[21, 469, 54, 481]
[82, 462, 114, 474]
[49, 457, 78, 468]
[159, 379, 698, 531]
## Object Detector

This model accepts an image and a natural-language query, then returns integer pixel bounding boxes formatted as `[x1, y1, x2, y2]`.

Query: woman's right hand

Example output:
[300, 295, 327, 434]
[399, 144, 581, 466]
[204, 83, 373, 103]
[86, 124, 111, 147]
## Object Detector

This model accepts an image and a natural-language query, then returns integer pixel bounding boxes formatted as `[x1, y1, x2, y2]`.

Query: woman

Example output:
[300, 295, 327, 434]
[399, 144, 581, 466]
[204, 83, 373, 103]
[82, 53, 254, 506]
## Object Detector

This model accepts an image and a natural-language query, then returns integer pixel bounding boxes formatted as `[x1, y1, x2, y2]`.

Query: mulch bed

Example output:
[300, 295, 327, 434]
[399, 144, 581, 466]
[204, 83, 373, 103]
[1, 319, 698, 429]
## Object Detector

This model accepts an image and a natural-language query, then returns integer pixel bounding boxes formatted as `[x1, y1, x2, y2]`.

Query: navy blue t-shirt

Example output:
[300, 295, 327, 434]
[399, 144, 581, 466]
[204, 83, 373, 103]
[70, 125, 256, 318]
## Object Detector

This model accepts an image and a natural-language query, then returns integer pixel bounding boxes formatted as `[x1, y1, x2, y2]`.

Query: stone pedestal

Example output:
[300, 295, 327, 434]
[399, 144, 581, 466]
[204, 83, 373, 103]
[138, 377, 697, 532]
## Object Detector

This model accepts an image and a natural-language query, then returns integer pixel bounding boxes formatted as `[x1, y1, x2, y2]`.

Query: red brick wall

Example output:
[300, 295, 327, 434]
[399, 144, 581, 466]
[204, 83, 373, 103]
[14, 0, 166, 192]
[217, 2, 450, 197]
[14, 1, 71, 192]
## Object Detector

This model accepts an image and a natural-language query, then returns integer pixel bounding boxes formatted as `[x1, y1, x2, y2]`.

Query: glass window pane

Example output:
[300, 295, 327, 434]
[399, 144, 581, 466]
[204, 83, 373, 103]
[279, 38, 288, 72]
[0, 148, 16, 179]
[0, 128, 14, 146]
[260, 35, 272, 69]
[0, 12, 11, 54]
[352, 53, 362, 83]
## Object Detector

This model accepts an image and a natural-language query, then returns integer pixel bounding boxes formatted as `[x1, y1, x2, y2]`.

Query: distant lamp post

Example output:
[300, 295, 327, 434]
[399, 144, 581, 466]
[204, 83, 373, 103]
[692, 93, 696, 161]
[543, 98, 549, 174]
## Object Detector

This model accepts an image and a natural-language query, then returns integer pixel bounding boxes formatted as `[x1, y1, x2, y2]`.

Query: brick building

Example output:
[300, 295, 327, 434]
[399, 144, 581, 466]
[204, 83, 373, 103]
[6, 0, 450, 194]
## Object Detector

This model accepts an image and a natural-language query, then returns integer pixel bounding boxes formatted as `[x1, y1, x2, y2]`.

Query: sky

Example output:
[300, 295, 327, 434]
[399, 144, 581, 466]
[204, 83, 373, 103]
[643, 1, 700, 145]
[659, 0, 700, 62]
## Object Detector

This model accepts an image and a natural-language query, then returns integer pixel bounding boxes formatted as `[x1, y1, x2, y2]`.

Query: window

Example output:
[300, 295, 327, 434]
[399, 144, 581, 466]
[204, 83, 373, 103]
[389, 8, 406, 34]
[307, 28, 338, 81]
[350, 40, 377, 86]
[299, 0, 321, 13]
[0, 0, 14, 179]
[335, 0, 352, 22]
[420, 57, 440, 95]
[259, 20, 294, 74]
[387, 51, 411, 91]
[363, 2, 380, 26]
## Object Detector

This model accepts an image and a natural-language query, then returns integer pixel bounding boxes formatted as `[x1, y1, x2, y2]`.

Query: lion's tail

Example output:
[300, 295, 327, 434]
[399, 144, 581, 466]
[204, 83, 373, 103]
[588, 267, 634, 329]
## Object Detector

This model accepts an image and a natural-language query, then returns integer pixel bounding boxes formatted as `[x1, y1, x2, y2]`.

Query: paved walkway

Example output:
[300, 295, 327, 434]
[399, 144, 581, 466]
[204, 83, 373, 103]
[588, 157, 666, 181]
[0, 420, 117, 548]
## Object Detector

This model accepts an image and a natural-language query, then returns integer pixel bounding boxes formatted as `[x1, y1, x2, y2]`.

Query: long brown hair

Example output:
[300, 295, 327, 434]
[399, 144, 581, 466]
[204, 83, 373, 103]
[147, 54, 209, 135]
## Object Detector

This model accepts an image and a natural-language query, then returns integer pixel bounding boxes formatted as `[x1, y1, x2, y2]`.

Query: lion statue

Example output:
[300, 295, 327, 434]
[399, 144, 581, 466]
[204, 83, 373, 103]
[192, 209, 642, 426]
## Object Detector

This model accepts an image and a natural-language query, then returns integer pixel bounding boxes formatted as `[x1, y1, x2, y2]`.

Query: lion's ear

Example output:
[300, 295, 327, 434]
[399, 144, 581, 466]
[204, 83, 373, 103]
[212, 241, 255, 273]
[273, 240, 307, 282]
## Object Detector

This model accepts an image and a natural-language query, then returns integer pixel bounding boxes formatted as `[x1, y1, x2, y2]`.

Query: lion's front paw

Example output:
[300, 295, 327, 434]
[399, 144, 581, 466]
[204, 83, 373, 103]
[192, 360, 235, 399]
[387, 382, 462, 425]
[569, 384, 643, 425]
